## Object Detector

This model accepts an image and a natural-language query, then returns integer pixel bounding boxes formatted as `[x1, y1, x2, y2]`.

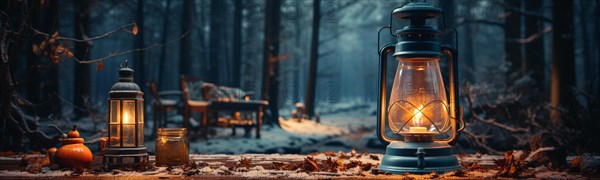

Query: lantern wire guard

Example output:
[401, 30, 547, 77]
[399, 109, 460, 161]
[376, 1, 466, 174]
[103, 60, 149, 169]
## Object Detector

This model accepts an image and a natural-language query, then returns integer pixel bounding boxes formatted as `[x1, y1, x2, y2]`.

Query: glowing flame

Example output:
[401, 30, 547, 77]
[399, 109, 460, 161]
[412, 105, 424, 127]
[123, 112, 132, 123]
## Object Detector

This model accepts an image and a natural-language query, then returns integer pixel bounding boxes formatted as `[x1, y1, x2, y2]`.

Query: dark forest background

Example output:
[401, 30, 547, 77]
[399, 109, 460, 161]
[1, 0, 599, 154]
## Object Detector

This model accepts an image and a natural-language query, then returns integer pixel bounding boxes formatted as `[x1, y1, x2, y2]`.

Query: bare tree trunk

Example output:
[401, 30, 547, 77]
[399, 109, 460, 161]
[232, 0, 242, 87]
[505, 0, 523, 85]
[180, 0, 194, 76]
[158, 0, 171, 89]
[292, 10, 301, 104]
[25, 0, 41, 114]
[462, 1, 474, 81]
[0, 0, 61, 152]
[73, 0, 91, 119]
[208, 0, 223, 84]
[42, 0, 61, 118]
[550, 0, 577, 125]
[262, 0, 282, 126]
[305, 0, 320, 119]
[134, 0, 146, 93]
[578, 0, 592, 92]
[597, 0, 600, 97]
[523, 0, 544, 96]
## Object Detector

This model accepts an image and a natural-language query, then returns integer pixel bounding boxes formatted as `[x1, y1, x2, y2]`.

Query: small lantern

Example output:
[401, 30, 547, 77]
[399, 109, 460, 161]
[103, 60, 148, 168]
[376, 2, 465, 174]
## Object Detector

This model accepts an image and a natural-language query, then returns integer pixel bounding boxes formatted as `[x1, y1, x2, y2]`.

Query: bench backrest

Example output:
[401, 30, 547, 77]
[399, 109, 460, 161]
[148, 80, 161, 104]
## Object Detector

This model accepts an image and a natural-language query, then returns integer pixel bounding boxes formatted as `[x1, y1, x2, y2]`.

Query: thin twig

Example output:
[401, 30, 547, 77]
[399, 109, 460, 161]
[471, 114, 530, 133]
[463, 130, 502, 155]
[506, 27, 552, 44]
[454, 18, 505, 28]
[464, 83, 531, 133]
[504, 6, 553, 23]
[30, 23, 135, 43]
[54, 92, 87, 112]
[30, 22, 190, 64]
[73, 30, 191, 64]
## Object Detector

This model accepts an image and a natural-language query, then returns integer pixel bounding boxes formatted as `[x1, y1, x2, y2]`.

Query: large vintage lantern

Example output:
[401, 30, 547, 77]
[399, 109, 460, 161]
[376, 2, 465, 173]
[103, 60, 148, 168]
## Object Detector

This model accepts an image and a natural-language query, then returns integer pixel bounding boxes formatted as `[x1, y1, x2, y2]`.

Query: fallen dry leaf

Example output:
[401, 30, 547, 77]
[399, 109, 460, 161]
[237, 157, 253, 169]
[272, 161, 300, 171]
[21, 155, 50, 174]
[345, 160, 362, 169]
[320, 157, 343, 172]
[493, 151, 534, 178]
[96, 61, 105, 72]
[461, 162, 482, 171]
[302, 156, 319, 172]
[32, 44, 41, 55]
[370, 168, 392, 175]
[64, 49, 74, 58]
[360, 162, 373, 171]
[132, 23, 139, 35]
[338, 152, 351, 159]
[450, 169, 468, 177]
[322, 151, 337, 156]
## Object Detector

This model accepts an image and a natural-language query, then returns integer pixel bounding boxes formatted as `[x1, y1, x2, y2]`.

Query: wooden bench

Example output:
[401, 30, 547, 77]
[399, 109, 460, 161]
[180, 75, 267, 139]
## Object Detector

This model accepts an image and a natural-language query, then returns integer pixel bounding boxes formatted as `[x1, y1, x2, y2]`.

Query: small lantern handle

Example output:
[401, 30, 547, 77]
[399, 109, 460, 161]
[121, 60, 128, 68]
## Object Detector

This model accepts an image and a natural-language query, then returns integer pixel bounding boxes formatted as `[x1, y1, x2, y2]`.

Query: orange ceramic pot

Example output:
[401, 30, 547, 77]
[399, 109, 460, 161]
[53, 125, 93, 169]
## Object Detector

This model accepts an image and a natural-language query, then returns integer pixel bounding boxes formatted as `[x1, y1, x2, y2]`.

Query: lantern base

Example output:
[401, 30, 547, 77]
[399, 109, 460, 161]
[103, 147, 148, 170]
[378, 141, 462, 174]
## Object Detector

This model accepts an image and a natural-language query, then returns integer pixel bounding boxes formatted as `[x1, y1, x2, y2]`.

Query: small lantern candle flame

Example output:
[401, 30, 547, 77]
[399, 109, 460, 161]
[123, 113, 129, 123]
[123, 112, 131, 124]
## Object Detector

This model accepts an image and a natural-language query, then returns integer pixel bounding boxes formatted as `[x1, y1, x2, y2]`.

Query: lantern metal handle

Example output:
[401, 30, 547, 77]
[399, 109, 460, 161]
[377, 44, 401, 145]
[377, 7, 403, 55]
[442, 45, 465, 145]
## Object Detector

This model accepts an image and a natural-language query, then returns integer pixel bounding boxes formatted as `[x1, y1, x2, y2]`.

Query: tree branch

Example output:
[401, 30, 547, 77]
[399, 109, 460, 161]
[454, 18, 504, 28]
[464, 83, 531, 133]
[30, 23, 190, 64]
[504, 6, 553, 23]
[462, 130, 502, 155]
[506, 27, 552, 44]
[30, 23, 136, 43]
[76, 30, 190, 64]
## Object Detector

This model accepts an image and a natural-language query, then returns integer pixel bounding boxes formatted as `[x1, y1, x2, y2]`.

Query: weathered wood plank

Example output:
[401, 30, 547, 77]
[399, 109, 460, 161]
[0, 154, 593, 179]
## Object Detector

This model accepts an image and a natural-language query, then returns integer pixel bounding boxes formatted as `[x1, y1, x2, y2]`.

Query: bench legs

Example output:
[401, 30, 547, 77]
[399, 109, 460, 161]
[202, 110, 208, 140]
[256, 106, 262, 139]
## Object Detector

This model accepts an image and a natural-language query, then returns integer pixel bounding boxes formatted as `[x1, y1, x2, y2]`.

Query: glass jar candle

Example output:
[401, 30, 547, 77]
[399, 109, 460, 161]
[155, 128, 189, 166]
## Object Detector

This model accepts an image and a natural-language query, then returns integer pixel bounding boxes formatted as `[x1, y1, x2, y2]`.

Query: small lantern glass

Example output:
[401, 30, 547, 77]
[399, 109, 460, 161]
[103, 60, 148, 168]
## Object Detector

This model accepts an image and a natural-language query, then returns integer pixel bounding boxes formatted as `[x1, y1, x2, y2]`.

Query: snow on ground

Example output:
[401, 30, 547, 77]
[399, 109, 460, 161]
[144, 101, 378, 155]
[280, 118, 348, 136]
